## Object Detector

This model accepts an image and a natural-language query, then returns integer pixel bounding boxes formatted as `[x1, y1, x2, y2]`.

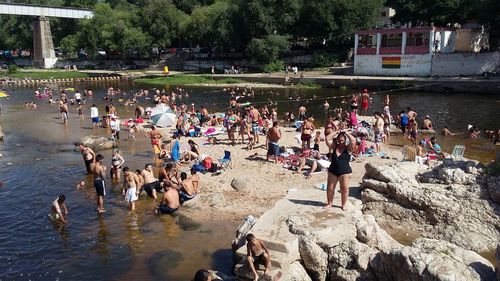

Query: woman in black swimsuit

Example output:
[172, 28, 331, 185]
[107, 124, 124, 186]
[325, 130, 357, 210]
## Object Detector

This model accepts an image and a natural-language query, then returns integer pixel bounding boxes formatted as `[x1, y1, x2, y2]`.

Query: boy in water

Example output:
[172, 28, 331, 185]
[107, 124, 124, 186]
[50, 194, 68, 224]
[246, 233, 271, 281]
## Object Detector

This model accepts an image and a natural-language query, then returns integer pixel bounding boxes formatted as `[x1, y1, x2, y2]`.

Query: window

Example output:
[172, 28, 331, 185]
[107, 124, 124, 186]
[359, 34, 377, 48]
[381, 33, 402, 47]
[406, 32, 430, 47]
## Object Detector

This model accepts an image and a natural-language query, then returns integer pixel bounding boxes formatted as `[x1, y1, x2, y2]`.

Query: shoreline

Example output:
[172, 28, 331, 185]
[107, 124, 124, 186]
[2, 69, 499, 93]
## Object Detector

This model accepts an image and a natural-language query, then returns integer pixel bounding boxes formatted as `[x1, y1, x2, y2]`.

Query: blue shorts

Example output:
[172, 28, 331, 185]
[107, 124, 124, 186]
[179, 191, 195, 204]
[92, 117, 99, 123]
[158, 204, 178, 214]
[267, 142, 280, 157]
[251, 122, 259, 134]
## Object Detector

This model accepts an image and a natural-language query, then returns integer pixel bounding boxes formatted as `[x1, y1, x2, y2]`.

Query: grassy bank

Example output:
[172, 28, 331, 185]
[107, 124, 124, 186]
[135, 75, 246, 86]
[0, 69, 90, 79]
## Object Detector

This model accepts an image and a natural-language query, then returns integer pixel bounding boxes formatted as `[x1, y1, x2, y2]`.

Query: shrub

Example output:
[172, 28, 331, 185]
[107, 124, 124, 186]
[311, 52, 338, 68]
[7, 64, 18, 75]
[263, 60, 285, 73]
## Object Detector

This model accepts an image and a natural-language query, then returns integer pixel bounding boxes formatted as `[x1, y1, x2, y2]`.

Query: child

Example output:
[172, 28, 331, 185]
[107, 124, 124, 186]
[246, 233, 271, 280]
[312, 131, 324, 152]
[77, 104, 84, 119]
[76, 180, 85, 189]
[247, 125, 255, 150]
[128, 124, 136, 141]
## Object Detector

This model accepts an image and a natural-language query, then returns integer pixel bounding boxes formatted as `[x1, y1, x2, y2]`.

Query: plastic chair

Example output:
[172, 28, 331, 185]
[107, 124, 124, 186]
[452, 145, 465, 159]
[218, 150, 232, 169]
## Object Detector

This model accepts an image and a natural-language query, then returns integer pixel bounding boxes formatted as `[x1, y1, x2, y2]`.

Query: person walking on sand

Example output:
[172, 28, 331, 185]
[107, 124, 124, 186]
[325, 130, 357, 210]
[50, 194, 68, 224]
[246, 233, 271, 281]
[266, 121, 282, 163]
[301, 118, 315, 150]
[249, 105, 261, 144]
[90, 154, 107, 213]
[361, 89, 370, 116]
[122, 167, 140, 211]
[373, 112, 384, 153]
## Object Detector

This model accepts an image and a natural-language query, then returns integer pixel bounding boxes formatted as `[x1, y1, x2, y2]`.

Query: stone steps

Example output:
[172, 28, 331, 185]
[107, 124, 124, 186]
[235, 247, 297, 270]
[234, 261, 284, 281]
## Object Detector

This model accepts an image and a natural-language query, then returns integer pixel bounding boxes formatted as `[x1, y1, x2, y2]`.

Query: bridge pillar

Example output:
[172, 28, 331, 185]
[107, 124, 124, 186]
[32, 17, 57, 68]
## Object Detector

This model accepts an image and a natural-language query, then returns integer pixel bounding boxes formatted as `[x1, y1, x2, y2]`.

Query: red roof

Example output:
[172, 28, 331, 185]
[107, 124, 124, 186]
[356, 27, 453, 35]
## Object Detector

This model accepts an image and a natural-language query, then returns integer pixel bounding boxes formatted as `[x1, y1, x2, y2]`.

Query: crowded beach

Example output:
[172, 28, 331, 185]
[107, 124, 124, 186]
[25, 84, 500, 281]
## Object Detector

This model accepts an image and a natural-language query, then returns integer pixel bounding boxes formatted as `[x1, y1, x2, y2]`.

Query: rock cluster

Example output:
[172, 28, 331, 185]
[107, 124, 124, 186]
[297, 214, 495, 281]
[361, 161, 499, 253]
[80, 135, 115, 151]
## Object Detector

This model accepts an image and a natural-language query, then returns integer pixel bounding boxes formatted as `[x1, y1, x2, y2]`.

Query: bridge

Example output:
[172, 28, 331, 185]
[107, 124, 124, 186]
[0, 3, 94, 68]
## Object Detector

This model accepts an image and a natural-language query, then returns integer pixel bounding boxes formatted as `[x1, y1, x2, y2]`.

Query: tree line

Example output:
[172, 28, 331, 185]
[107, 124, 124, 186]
[0, 0, 498, 64]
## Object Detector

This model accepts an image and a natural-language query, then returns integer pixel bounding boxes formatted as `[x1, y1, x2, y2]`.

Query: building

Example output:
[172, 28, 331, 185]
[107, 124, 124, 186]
[377, 7, 396, 27]
[353, 26, 499, 76]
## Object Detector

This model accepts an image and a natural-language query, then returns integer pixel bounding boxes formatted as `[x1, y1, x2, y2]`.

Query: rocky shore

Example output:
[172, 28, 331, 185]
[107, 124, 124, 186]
[228, 158, 499, 280]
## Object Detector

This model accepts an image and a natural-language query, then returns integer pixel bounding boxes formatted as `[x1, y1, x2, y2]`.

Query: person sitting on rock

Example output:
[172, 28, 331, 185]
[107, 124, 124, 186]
[246, 233, 271, 281]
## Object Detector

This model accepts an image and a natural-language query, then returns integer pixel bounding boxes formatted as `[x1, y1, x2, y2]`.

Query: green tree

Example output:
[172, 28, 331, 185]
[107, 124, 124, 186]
[59, 34, 79, 56]
[386, 0, 475, 26]
[141, 0, 189, 49]
[298, 0, 384, 55]
[186, 0, 241, 52]
[245, 34, 291, 63]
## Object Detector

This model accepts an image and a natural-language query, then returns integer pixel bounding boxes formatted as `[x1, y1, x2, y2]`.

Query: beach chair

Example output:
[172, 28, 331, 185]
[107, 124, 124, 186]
[452, 145, 465, 159]
[219, 150, 232, 169]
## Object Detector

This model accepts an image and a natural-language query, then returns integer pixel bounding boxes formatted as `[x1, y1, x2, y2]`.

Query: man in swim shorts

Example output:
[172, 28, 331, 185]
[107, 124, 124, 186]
[90, 104, 99, 129]
[139, 164, 163, 200]
[122, 167, 140, 211]
[155, 184, 180, 215]
[178, 172, 196, 204]
[373, 112, 384, 153]
[90, 154, 107, 213]
[50, 194, 68, 224]
[266, 121, 282, 163]
[246, 233, 271, 281]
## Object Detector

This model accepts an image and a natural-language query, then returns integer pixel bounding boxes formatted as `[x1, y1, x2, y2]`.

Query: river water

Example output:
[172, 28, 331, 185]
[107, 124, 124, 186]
[0, 81, 498, 280]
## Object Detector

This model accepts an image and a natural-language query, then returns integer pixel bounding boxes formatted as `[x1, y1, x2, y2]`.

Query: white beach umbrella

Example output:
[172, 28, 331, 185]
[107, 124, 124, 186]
[150, 104, 174, 117]
[151, 111, 177, 128]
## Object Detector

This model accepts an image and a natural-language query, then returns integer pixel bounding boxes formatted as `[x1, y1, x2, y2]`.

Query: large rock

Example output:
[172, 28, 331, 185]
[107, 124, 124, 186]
[328, 238, 378, 281]
[80, 135, 114, 151]
[298, 235, 328, 281]
[487, 176, 500, 204]
[284, 261, 313, 281]
[370, 238, 496, 281]
[496, 244, 500, 280]
[355, 215, 400, 252]
[361, 162, 500, 252]
[231, 177, 250, 191]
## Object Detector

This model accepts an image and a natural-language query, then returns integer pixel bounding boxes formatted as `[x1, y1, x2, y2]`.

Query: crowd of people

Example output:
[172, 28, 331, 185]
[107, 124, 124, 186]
[37, 84, 498, 281]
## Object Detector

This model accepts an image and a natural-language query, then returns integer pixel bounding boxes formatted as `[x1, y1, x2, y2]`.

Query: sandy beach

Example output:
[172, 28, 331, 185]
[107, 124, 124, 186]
[149, 125, 402, 222]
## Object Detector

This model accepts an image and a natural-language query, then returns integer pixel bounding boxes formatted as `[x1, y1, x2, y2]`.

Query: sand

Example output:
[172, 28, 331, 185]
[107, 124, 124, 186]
[145, 125, 403, 222]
